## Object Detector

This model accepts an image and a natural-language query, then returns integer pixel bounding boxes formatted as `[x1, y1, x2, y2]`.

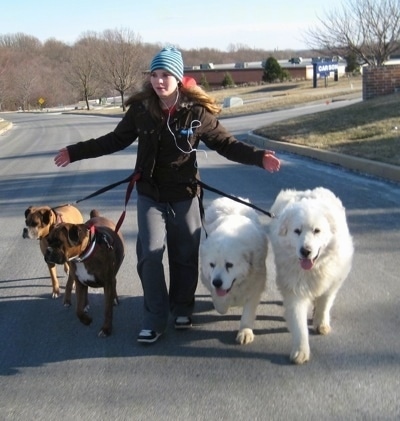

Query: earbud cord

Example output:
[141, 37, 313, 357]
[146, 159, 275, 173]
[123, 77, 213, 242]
[160, 89, 208, 164]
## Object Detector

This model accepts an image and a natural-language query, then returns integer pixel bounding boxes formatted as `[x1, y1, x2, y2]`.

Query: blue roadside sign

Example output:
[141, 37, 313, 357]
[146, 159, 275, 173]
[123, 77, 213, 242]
[314, 61, 338, 77]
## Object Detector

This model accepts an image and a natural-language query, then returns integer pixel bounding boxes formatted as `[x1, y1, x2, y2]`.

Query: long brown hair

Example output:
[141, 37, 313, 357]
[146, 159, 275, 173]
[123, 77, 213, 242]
[125, 81, 221, 121]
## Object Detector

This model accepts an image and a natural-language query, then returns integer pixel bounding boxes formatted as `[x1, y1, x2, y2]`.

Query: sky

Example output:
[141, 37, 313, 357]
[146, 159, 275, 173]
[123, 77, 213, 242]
[1, 0, 343, 52]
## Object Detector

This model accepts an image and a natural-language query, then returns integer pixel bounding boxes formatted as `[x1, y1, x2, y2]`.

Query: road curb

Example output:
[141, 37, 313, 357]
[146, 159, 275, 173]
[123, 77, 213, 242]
[247, 132, 400, 184]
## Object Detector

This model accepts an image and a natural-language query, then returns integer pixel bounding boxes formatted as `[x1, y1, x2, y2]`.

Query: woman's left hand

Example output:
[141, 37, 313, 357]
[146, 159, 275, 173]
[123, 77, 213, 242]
[262, 151, 281, 173]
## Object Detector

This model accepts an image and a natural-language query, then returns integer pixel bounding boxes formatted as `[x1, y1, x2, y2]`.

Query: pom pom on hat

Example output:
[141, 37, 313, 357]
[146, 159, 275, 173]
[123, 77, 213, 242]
[182, 76, 197, 88]
[150, 47, 184, 81]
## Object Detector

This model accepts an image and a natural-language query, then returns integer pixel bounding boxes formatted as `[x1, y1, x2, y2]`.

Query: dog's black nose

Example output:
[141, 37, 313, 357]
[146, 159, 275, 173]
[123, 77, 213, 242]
[300, 247, 311, 258]
[212, 278, 223, 288]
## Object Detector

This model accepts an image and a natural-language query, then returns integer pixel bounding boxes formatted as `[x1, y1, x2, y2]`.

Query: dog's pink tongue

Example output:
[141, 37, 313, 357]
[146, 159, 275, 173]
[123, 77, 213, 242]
[300, 258, 313, 270]
[216, 288, 228, 297]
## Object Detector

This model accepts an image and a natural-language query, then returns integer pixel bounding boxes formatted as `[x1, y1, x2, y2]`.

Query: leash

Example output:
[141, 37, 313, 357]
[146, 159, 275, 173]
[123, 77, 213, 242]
[114, 172, 141, 233]
[71, 172, 272, 235]
[75, 171, 141, 233]
[75, 171, 138, 204]
[195, 180, 274, 218]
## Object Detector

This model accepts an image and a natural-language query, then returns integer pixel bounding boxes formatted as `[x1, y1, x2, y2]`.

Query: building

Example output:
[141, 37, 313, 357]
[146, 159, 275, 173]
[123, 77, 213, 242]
[183, 59, 347, 87]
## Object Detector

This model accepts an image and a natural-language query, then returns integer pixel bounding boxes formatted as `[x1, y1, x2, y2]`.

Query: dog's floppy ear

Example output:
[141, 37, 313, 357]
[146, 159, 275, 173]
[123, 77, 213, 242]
[243, 251, 254, 267]
[41, 209, 52, 225]
[67, 224, 87, 246]
[24, 206, 33, 218]
[277, 205, 297, 237]
[278, 214, 289, 236]
[324, 211, 337, 235]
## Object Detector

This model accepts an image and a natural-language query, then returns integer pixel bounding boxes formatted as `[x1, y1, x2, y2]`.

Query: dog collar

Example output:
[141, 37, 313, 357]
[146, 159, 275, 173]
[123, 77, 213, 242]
[69, 225, 97, 262]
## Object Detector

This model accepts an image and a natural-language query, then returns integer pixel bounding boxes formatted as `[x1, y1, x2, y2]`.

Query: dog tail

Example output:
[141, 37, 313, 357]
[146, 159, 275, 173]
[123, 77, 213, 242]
[90, 209, 100, 218]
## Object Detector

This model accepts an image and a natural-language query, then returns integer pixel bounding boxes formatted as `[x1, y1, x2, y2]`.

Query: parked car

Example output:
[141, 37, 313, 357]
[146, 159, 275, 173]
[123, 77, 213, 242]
[288, 57, 302, 64]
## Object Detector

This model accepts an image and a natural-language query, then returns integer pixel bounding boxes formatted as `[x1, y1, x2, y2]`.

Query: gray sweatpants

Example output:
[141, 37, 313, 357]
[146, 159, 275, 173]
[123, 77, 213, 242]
[136, 194, 201, 333]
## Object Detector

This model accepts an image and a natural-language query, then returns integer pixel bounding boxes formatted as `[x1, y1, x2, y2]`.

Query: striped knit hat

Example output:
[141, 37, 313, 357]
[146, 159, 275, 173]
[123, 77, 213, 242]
[150, 47, 184, 81]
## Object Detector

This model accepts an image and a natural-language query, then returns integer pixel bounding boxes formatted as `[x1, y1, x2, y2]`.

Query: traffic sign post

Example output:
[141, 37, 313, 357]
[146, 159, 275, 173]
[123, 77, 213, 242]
[38, 97, 45, 109]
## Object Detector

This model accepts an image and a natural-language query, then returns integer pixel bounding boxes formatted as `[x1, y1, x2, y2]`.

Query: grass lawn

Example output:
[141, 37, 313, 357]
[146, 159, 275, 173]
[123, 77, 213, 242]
[212, 76, 400, 166]
[254, 91, 400, 166]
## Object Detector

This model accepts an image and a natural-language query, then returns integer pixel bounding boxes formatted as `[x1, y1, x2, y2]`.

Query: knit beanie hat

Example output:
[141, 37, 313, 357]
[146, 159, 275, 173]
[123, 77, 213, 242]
[150, 47, 184, 81]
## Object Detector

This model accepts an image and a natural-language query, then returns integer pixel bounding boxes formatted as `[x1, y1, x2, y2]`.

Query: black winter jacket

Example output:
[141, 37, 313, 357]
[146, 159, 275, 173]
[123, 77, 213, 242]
[67, 100, 266, 202]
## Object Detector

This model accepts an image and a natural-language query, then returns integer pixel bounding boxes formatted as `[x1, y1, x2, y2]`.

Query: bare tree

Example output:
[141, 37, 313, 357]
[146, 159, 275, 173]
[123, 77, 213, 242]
[96, 28, 145, 111]
[0, 33, 42, 55]
[39, 41, 77, 107]
[10, 57, 41, 111]
[42, 38, 70, 63]
[0, 72, 8, 111]
[0, 49, 11, 111]
[65, 36, 102, 110]
[304, 0, 400, 66]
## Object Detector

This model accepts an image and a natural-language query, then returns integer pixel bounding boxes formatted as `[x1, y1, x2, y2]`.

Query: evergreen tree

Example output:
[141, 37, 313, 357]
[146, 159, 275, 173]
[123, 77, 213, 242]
[200, 73, 210, 90]
[263, 57, 283, 83]
[345, 53, 361, 74]
[221, 72, 235, 88]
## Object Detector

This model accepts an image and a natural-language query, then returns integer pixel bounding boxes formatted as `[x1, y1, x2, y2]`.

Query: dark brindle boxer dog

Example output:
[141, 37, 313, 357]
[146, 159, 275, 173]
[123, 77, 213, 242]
[44, 210, 125, 337]
[23, 204, 83, 302]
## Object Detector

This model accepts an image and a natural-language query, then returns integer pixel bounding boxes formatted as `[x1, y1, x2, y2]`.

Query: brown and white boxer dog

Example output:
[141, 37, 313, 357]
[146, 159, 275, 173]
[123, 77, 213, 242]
[44, 210, 125, 337]
[23, 204, 83, 302]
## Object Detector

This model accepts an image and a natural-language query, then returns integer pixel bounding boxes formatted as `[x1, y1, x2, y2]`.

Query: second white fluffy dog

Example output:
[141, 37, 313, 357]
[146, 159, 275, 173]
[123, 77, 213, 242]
[268, 187, 354, 364]
[200, 197, 268, 344]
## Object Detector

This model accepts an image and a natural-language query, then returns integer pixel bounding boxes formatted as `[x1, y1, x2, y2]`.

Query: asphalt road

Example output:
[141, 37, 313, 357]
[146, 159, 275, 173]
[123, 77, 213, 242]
[1, 104, 399, 420]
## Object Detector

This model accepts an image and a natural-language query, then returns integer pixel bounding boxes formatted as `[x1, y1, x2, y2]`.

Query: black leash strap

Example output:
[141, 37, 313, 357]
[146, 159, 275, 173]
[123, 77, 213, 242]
[196, 180, 274, 218]
[75, 172, 137, 204]
[73, 172, 272, 235]
[75, 170, 141, 233]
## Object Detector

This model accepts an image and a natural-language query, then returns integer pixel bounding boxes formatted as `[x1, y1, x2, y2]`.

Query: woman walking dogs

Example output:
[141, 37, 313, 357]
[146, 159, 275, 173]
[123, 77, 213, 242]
[54, 47, 281, 344]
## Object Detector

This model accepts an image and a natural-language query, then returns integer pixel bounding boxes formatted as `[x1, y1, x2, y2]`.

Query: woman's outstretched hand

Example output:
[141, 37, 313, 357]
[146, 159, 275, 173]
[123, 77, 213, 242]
[54, 148, 71, 167]
[262, 150, 281, 173]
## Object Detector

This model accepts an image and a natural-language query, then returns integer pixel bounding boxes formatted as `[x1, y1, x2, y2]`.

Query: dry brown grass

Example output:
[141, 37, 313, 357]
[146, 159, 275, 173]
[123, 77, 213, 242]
[214, 76, 400, 167]
[216, 76, 362, 116]
[254, 91, 400, 166]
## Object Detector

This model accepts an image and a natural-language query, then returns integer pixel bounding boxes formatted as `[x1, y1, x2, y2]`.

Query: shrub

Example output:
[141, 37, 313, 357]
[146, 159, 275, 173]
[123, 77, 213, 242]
[221, 72, 235, 88]
[200, 73, 210, 90]
[263, 56, 286, 83]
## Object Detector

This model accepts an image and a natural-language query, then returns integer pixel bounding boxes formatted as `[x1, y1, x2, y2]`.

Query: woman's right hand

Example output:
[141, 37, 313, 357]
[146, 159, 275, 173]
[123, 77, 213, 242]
[54, 148, 71, 167]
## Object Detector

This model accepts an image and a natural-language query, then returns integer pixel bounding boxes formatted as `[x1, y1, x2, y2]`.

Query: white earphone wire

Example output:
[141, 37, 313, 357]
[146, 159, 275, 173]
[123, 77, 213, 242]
[161, 89, 207, 161]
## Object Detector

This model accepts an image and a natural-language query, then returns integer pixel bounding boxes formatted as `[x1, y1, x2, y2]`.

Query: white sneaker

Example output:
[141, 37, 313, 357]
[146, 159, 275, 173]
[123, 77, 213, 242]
[174, 316, 192, 329]
[137, 329, 161, 343]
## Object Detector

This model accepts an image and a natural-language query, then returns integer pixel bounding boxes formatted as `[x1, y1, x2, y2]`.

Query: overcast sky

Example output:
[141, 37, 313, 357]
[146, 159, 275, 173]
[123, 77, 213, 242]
[2, 0, 342, 51]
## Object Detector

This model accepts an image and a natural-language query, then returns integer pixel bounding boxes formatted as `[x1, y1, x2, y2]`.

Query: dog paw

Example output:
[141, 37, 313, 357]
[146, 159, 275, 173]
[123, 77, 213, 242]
[290, 348, 310, 365]
[236, 328, 254, 345]
[315, 323, 331, 335]
[78, 314, 92, 326]
[51, 292, 60, 299]
[98, 328, 111, 337]
[63, 301, 71, 308]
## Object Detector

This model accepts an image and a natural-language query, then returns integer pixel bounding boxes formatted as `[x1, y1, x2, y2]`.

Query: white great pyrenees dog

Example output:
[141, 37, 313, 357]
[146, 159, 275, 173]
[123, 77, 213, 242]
[200, 197, 268, 345]
[268, 187, 354, 364]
